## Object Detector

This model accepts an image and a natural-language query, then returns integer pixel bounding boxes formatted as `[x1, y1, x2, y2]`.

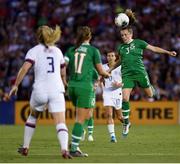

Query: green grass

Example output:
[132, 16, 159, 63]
[0, 124, 180, 163]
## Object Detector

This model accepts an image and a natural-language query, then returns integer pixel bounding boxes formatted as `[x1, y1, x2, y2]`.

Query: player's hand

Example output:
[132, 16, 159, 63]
[2, 93, 10, 101]
[112, 82, 124, 88]
[103, 72, 111, 78]
[93, 82, 99, 91]
[112, 81, 124, 88]
[8, 85, 18, 99]
[99, 76, 105, 86]
[169, 51, 177, 56]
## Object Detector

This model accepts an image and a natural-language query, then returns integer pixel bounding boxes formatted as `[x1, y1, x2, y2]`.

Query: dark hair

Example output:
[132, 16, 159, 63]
[106, 51, 119, 61]
[125, 9, 137, 25]
[75, 26, 91, 48]
[121, 9, 137, 31]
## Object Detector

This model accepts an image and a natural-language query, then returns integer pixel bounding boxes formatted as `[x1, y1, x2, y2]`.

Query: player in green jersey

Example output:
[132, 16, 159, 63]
[65, 26, 110, 157]
[110, 9, 177, 137]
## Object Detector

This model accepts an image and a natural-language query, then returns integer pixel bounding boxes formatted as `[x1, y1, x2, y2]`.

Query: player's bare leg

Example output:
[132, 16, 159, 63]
[144, 85, 159, 100]
[115, 109, 124, 123]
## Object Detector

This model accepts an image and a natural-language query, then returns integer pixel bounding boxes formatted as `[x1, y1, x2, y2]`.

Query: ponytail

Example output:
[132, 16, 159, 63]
[125, 9, 137, 26]
[37, 25, 61, 47]
[75, 26, 91, 49]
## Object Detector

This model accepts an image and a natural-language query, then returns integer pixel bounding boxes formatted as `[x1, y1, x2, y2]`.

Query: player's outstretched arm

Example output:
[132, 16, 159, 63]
[8, 62, 32, 98]
[146, 44, 177, 56]
[95, 63, 111, 78]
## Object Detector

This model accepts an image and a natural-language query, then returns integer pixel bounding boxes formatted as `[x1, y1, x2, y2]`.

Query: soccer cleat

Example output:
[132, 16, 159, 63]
[17, 146, 28, 156]
[122, 122, 131, 137]
[88, 135, 94, 142]
[81, 130, 86, 141]
[62, 150, 73, 159]
[70, 147, 88, 157]
[110, 136, 117, 143]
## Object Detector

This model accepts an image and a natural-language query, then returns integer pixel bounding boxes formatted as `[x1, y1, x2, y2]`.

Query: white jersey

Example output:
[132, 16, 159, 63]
[102, 64, 122, 97]
[25, 44, 65, 93]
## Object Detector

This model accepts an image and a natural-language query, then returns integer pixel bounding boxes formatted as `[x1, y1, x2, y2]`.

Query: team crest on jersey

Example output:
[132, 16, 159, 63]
[130, 43, 135, 49]
[125, 43, 135, 54]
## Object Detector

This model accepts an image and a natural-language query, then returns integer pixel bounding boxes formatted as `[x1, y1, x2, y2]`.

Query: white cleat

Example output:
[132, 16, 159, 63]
[122, 122, 131, 137]
[88, 135, 94, 142]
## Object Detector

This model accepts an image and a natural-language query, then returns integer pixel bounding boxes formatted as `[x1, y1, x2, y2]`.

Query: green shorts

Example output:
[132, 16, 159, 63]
[122, 74, 151, 89]
[68, 86, 95, 108]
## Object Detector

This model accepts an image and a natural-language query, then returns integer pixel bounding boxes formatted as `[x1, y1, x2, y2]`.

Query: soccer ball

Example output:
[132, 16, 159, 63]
[115, 13, 129, 27]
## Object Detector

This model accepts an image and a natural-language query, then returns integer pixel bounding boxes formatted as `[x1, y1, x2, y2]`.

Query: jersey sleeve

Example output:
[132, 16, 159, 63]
[64, 47, 73, 63]
[92, 69, 99, 81]
[25, 48, 36, 64]
[138, 39, 148, 49]
[57, 48, 65, 65]
[93, 48, 101, 65]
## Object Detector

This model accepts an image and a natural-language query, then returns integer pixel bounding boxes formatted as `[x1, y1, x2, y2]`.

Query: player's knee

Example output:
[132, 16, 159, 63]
[148, 93, 153, 98]
[123, 97, 129, 102]
[122, 95, 129, 102]
[106, 113, 113, 119]
[31, 110, 40, 119]
[86, 114, 91, 120]
[147, 90, 154, 98]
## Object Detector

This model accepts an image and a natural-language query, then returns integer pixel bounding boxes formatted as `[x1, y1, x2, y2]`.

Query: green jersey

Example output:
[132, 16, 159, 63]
[117, 39, 148, 77]
[92, 69, 99, 83]
[65, 43, 101, 89]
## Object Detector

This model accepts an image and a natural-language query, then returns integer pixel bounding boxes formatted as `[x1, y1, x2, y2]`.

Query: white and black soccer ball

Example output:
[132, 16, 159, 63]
[115, 13, 129, 27]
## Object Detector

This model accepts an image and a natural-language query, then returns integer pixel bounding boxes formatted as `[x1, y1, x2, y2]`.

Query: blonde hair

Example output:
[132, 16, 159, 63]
[37, 25, 61, 47]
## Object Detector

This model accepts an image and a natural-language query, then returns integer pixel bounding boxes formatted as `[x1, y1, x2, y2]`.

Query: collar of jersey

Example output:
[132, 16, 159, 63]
[82, 43, 90, 45]
[125, 39, 134, 44]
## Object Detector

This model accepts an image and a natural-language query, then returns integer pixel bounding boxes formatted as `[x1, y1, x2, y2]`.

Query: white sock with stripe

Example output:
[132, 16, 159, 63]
[23, 115, 37, 148]
[56, 123, 68, 151]
[107, 124, 115, 137]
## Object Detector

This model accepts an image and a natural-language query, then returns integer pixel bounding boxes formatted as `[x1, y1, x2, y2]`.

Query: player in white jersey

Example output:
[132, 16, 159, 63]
[8, 25, 72, 159]
[101, 51, 123, 142]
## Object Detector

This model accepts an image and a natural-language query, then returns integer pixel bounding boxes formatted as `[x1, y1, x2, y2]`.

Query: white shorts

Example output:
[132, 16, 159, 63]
[103, 94, 122, 110]
[30, 91, 65, 113]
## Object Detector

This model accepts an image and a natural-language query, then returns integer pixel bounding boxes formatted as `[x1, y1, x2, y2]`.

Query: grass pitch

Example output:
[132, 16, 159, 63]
[0, 124, 180, 163]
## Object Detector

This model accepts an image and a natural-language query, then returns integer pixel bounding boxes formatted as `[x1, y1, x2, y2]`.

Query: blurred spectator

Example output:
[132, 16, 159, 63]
[0, 0, 179, 101]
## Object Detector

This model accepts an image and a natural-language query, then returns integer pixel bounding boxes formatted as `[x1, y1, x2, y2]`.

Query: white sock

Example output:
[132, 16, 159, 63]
[23, 115, 37, 148]
[56, 123, 68, 151]
[107, 124, 115, 137]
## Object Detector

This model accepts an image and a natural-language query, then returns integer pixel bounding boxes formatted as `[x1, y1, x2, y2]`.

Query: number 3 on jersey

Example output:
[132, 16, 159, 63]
[74, 52, 86, 73]
[47, 57, 54, 73]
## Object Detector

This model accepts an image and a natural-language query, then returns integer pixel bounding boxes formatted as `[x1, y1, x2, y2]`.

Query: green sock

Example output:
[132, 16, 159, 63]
[88, 117, 94, 135]
[122, 101, 130, 125]
[71, 122, 83, 152]
[83, 119, 89, 129]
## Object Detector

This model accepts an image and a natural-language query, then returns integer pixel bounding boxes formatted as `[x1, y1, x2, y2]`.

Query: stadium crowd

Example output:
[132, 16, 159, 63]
[0, 0, 179, 101]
